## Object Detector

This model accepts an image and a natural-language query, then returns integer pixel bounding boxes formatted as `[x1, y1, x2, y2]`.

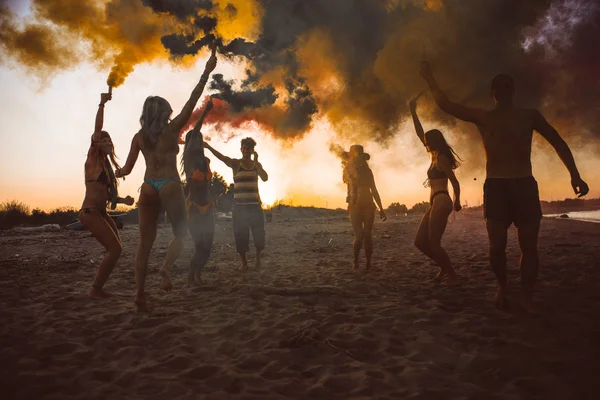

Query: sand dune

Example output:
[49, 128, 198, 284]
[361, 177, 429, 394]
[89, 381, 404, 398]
[1, 214, 600, 399]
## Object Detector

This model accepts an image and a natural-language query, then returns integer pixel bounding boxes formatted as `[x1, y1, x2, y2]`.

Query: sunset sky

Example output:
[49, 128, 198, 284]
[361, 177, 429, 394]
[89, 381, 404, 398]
[1, 0, 599, 212]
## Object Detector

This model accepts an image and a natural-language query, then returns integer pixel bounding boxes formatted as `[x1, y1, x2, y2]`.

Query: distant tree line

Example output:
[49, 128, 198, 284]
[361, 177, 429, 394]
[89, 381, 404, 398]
[387, 201, 430, 215]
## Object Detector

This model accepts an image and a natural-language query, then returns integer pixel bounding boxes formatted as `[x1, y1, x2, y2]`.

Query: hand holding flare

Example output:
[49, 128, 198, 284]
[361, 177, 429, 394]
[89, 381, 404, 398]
[205, 42, 218, 75]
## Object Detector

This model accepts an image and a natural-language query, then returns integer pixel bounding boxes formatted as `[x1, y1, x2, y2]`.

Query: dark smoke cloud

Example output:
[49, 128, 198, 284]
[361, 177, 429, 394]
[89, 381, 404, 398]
[282, 77, 318, 134]
[149, 0, 600, 161]
[2, 0, 598, 156]
[219, 37, 256, 58]
[209, 73, 277, 111]
[161, 33, 213, 57]
[141, 0, 213, 20]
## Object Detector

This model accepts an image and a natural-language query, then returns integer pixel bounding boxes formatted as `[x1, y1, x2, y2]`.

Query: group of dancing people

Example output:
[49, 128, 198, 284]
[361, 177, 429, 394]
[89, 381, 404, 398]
[79, 47, 589, 314]
[332, 62, 589, 313]
[79, 50, 268, 311]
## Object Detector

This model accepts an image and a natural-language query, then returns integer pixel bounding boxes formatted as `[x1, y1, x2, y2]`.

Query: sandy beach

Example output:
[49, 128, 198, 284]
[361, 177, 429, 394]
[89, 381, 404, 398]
[1, 212, 600, 399]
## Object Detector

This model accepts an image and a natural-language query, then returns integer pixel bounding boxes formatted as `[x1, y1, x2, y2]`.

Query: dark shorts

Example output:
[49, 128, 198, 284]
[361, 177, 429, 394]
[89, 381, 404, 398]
[232, 204, 265, 253]
[483, 176, 542, 228]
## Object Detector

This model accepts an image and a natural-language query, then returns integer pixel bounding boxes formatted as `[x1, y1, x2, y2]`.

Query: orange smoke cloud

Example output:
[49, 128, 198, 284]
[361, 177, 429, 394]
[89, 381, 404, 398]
[213, 0, 263, 42]
[295, 28, 345, 101]
[1, 1, 189, 88]
[0, 4, 79, 76]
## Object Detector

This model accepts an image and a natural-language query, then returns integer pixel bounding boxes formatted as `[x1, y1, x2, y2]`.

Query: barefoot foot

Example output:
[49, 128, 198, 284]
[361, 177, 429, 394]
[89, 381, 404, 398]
[89, 286, 112, 299]
[160, 269, 174, 292]
[239, 263, 248, 272]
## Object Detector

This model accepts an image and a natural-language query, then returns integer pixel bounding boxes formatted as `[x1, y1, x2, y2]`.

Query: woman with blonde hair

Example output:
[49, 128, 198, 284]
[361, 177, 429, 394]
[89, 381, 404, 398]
[79, 92, 134, 299]
[117, 48, 217, 310]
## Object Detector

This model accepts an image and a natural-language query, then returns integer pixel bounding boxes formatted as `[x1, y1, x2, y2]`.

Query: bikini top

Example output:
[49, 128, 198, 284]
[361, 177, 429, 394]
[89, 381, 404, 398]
[85, 138, 111, 186]
[427, 162, 447, 180]
[189, 165, 212, 182]
[89, 168, 109, 185]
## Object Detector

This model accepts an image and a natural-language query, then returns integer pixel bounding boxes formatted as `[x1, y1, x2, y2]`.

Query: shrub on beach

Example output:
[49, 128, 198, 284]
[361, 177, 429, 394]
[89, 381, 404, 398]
[0, 201, 79, 229]
[0, 200, 31, 229]
[45, 207, 78, 226]
[388, 202, 408, 215]
[409, 201, 430, 215]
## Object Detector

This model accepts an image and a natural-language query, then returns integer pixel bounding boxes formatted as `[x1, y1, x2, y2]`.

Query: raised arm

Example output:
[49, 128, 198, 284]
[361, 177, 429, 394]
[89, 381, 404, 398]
[409, 93, 426, 145]
[92, 93, 112, 142]
[115, 134, 141, 178]
[204, 142, 235, 169]
[253, 152, 268, 182]
[192, 97, 214, 133]
[170, 46, 218, 132]
[437, 154, 462, 211]
[420, 61, 486, 124]
[533, 110, 589, 197]
[369, 171, 387, 221]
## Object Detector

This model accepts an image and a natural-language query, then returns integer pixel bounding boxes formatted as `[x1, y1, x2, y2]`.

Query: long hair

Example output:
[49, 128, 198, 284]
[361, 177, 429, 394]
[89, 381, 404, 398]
[96, 131, 121, 187]
[346, 145, 371, 183]
[94, 131, 122, 208]
[138, 96, 173, 149]
[425, 129, 461, 169]
[180, 130, 208, 177]
[343, 145, 372, 204]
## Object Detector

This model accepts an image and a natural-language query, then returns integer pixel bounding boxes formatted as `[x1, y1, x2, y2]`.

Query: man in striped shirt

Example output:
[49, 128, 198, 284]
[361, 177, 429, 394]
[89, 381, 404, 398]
[204, 137, 269, 271]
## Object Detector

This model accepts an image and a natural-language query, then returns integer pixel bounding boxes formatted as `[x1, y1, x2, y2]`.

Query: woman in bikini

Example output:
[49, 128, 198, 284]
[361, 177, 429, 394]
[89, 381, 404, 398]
[181, 98, 215, 286]
[79, 92, 134, 299]
[344, 145, 387, 270]
[409, 93, 461, 285]
[116, 48, 217, 310]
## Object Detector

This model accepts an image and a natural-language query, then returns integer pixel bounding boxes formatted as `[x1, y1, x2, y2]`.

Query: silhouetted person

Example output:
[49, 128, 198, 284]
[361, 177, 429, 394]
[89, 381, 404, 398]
[79, 92, 134, 299]
[204, 137, 268, 271]
[343, 145, 387, 270]
[181, 98, 215, 286]
[116, 47, 217, 311]
[410, 93, 461, 285]
[420, 61, 589, 313]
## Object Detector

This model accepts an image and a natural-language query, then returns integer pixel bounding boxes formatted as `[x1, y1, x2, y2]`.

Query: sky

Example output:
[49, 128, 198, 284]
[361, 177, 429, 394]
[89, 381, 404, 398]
[1, 0, 599, 211]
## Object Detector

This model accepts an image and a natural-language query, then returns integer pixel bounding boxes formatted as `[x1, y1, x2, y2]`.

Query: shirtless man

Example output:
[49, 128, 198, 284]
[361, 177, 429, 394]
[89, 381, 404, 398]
[420, 61, 589, 313]
[204, 138, 268, 271]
